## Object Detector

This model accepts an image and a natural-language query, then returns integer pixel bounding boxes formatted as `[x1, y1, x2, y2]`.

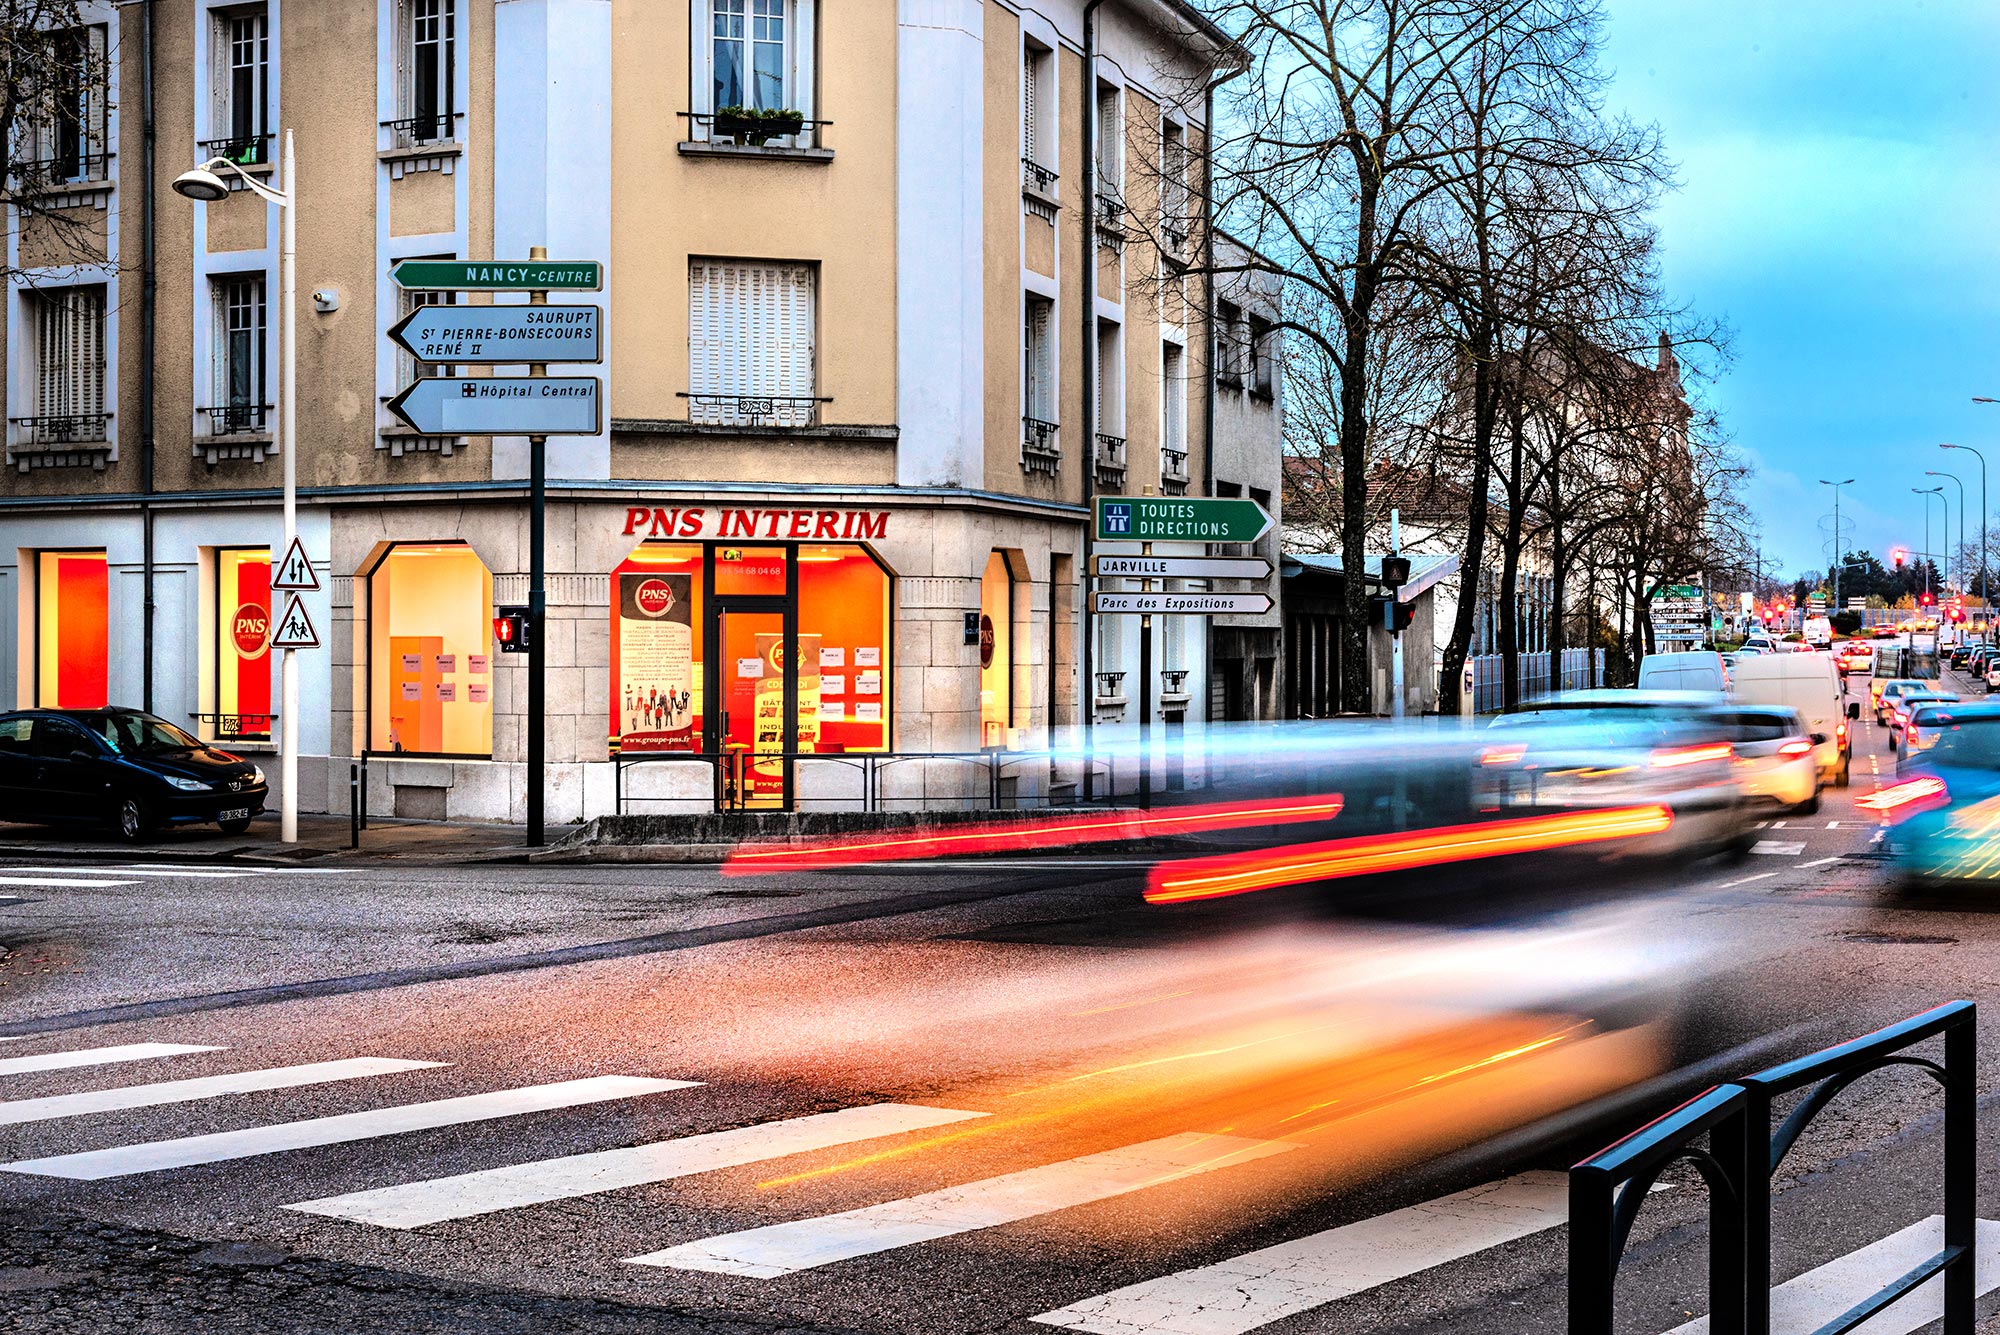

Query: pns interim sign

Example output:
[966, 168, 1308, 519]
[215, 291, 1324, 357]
[621, 506, 890, 542]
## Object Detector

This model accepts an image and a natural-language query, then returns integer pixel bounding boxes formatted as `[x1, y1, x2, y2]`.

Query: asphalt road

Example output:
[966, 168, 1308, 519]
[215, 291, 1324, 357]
[2, 703, 1999, 1334]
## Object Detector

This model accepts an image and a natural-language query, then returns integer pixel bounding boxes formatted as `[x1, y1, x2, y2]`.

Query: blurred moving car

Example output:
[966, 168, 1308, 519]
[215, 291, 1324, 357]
[1636, 650, 1728, 693]
[1903, 700, 1959, 756]
[1730, 652, 1856, 787]
[1875, 678, 1931, 724]
[1877, 701, 2000, 891]
[1886, 690, 1958, 752]
[1719, 705, 1820, 813]
[0, 708, 267, 841]
[1836, 642, 1874, 675]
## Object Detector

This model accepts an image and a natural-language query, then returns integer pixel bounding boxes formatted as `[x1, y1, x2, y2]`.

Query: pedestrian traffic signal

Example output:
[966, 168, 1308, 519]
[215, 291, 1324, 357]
[1370, 595, 1414, 633]
[493, 605, 532, 653]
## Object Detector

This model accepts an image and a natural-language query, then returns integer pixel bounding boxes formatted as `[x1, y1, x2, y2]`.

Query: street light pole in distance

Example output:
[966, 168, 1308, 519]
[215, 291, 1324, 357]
[172, 132, 299, 844]
[1926, 468, 1966, 602]
[1915, 487, 1944, 601]
[1952, 421, 1992, 629]
[1820, 478, 1854, 610]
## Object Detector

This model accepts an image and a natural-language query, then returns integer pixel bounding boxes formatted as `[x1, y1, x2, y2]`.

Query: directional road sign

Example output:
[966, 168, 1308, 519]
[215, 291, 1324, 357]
[390, 259, 602, 292]
[388, 304, 601, 365]
[1094, 496, 1273, 544]
[269, 594, 320, 649]
[270, 536, 318, 591]
[1093, 591, 1273, 616]
[1093, 555, 1272, 580]
[387, 377, 602, 436]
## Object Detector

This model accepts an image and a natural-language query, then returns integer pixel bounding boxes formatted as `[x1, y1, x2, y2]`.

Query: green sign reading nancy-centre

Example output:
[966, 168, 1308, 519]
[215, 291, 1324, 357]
[1094, 495, 1273, 544]
[390, 259, 603, 292]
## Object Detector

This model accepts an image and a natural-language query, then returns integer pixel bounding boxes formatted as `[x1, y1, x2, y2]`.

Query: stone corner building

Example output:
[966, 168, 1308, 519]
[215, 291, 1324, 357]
[0, 0, 1283, 821]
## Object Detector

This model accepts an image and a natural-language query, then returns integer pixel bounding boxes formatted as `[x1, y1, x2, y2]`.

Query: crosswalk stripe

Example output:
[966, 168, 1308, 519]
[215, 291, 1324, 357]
[119, 865, 352, 876]
[1664, 1215, 2000, 1334]
[1031, 1171, 1570, 1335]
[0, 1043, 222, 1077]
[0, 1075, 697, 1180]
[0, 876, 139, 888]
[0, 1057, 447, 1127]
[1752, 841, 1806, 855]
[57, 868, 264, 879]
[285, 1102, 988, 1229]
[631, 1131, 1298, 1278]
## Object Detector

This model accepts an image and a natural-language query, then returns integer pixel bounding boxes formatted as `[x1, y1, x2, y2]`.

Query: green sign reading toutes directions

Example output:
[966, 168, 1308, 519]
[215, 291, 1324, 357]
[390, 259, 603, 292]
[1094, 496, 1273, 544]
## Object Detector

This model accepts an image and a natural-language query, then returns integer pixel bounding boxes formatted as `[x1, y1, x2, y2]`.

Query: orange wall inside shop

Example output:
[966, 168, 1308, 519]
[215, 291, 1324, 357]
[39, 553, 108, 708]
[222, 553, 272, 724]
[800, 553, 890, 752]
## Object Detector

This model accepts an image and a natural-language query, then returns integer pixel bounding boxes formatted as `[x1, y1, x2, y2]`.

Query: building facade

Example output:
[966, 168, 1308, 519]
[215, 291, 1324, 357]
[0, 0, 1273, 820]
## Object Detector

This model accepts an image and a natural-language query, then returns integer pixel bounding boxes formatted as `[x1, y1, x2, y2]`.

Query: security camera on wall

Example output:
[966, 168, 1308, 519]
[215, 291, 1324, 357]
[312, 288, 340, 313]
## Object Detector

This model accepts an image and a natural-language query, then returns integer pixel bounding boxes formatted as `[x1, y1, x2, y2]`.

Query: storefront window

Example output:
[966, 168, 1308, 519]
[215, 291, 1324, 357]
[367, 543, 493, 756]
[980, 551, 1013, 748]
[610, 543, 705, 752]
[713, 546, 787, 597]
[798, 545, 890, 754]
[36, 550, 107, 708]
[215, 547, 272, 741]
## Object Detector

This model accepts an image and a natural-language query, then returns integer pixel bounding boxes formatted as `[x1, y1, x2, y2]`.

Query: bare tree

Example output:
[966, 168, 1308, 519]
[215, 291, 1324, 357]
[0, 0, 113, 276]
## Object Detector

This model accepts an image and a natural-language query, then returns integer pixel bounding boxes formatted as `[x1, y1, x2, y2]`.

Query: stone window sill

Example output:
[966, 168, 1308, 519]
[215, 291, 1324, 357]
[677, 141, 833, 164]
[379, 142, 463, 165]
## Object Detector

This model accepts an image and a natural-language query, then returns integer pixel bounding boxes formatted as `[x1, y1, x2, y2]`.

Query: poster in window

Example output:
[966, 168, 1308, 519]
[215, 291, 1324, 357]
[218, 551, 272, 738]
[616, 571, 698, 753]
[748, 632, 822, 802]
[856, 646, 881, 667]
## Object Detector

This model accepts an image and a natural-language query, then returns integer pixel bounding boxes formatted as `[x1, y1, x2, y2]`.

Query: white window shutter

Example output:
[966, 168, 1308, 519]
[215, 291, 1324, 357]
[1098, 90, 1119, 191]
[1023, 55, 1037, 161]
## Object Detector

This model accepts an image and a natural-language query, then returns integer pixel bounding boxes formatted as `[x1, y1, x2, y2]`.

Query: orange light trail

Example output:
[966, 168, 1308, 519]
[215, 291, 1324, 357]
[1002, 1023, 1342, 1096]
[1144, 804, 1675, 904]
[1650, 742, 1733, 769]
[723, 792, 1345, 874]
[1856, 775, 1949, 821]
[1067, 989, 1198, 1017]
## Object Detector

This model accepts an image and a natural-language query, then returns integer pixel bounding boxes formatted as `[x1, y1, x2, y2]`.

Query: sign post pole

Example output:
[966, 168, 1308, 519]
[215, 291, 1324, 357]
[1139, 538, 1153, 812]
[280, 130, 298, 844]
[526, 246, 548, 848]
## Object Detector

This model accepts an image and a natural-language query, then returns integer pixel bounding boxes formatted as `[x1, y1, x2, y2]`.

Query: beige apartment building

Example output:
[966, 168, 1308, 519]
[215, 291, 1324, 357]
[0, 0, 1279, 821]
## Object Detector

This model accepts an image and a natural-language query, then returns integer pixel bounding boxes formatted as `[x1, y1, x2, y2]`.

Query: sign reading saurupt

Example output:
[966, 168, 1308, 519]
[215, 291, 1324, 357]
[388, 305, 601, 364]
[616, 570, 698, 752]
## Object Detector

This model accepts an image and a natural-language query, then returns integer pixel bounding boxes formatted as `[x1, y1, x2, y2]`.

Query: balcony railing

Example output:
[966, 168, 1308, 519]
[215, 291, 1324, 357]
[202, 404, 270, 435]
[679, 392, 827, 429]
[198, 133, 271, 168]
[680, 110, 831, 152]
[12, 412, 108, 446]
[1161, 446, 1189, 495]
[1161, 222, 1190, 262]
[1094, 432, 1127, 490]
[1022, 415, 1061, 475]
[1094, 671, 1128, 703]
[10, 152, 109, 190]
[1022, 158, 1059, 221]
[1160, 669, 1191, 698]
[382, 112, 464, 151]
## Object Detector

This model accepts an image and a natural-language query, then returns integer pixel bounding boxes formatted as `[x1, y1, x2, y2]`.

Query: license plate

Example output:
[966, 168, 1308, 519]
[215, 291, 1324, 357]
[218, 808, 250, 822]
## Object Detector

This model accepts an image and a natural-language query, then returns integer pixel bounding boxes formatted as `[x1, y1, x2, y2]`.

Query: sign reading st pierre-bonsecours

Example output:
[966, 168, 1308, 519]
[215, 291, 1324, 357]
[387, 305, 602, 364]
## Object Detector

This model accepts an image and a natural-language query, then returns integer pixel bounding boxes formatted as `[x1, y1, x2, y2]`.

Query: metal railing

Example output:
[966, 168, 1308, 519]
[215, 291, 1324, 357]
[1466, 648, 1604, 713]
[679, 110, 831, 151]
[11, 412, 109, 446]
[1570, 1001, 1976, 1335]
[679, 392, 829, 429]
[198, 133, 271, 167]
[201, 404, 270, 435]
[381, 112, 464, 150]
[1021, 157, 1058, 197]
[190, 711, 276, 741]
[1022, 416, 1061, 474]
[11, 152, 110, 189]
[613, 748, 1120, 815]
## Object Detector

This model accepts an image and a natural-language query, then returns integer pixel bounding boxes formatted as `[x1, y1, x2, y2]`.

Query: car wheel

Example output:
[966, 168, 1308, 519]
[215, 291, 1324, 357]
[114, 797, 153, 844]
[217, 817, 252, 835]
[1800, 788, 1821, 816]
[1836, 757, 1851, 788]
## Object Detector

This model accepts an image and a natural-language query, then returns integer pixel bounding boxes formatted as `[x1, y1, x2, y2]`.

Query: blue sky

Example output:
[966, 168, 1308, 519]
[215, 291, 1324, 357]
[1598, 1, 2000, 579]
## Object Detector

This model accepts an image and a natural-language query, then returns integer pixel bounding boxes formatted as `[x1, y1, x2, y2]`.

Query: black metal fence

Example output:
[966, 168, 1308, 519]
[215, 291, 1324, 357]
[612, 748, 1126, 815]
[1570, 1001, 1975, 1335]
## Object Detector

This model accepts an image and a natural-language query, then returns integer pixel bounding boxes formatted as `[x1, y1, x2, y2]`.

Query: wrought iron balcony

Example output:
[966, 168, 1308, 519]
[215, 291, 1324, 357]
[12, 412, 108, 445]
[382, 112, 464, 150]
[680, 392, 827, 429]
[1161, 222, 1190, 262]
[201, 404, 270, 435]
[1161, 446, 1190, 495]
[680, 110, 831, 152]
[198, 133, 271, 167]
[10, 152, 109, 190]
[1160, 669, 1191, 694]
[1021, 157, 1058, 196]
[1094, 432, 1126, 489]
[1094, 671, 1127, 702]
[1022, 416, 1061, 475]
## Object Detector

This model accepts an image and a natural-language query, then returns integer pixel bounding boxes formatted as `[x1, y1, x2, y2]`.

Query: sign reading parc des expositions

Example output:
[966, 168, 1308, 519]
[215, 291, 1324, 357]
[1093, 496, 1274, 544]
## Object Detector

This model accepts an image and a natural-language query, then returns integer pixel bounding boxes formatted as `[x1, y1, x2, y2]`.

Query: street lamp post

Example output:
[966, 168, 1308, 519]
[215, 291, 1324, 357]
[1916, 487, 1945, 601]
[1927, 469, 1966, 597]
[1949, 430, 1990, 621]
[174, 131, 299, 844]
[1820, 478, 1854, 609]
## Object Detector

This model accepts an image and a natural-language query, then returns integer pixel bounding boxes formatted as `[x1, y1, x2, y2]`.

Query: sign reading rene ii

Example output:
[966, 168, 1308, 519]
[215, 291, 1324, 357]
[623, 506, 890, 542]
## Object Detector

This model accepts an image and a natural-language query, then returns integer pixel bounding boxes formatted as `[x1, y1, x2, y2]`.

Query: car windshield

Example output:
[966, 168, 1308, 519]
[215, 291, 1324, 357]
[88, 713, 204, 755]
[1928, 719, 2000, 772]
[1718, 711, 1795, 743]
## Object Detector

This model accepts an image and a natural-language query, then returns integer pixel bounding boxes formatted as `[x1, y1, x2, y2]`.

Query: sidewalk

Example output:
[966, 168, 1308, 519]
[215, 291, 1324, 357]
[0, 812, 537, 865]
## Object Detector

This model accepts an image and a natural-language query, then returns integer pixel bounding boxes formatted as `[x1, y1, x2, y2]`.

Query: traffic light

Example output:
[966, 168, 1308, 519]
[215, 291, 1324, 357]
[1892, 548, 1908, 570]
[1921, 591, 1935, 608]
[1370, 595, 1414, 633]
[493, 605, 532, 653]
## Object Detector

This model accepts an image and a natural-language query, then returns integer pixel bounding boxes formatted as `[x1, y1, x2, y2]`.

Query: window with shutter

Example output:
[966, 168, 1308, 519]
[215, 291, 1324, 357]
[1096, 85, 1120, 194]
[29, 287, 107, 441]
[210, 275, 267, 433]
[1024, 296, 1054, 423]
[1161, 341, 1188, 492]
[1023, 54, 1038, 162]
[209, 6, 269, 165]
[688, 260, 817, 427]
[402, 0, 457, 142]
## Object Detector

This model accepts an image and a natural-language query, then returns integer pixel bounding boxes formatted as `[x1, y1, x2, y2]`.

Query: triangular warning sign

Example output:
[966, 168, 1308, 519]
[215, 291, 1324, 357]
[271, 536, 319, 591]
[268, 594, 320, 649]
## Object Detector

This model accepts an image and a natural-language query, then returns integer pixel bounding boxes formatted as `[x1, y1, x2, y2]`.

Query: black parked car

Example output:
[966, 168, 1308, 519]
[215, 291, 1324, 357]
[0, 709, 267, 841]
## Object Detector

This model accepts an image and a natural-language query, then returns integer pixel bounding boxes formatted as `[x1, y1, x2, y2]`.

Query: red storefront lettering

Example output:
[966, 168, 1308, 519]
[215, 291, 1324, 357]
[720, 508, 757, 538]
[813, 510, 840, 537]
[678, 508, 705, 537]
[622, 506, 650, 535]
[846, 511, 888, 541]
[787, 511, 813, 538]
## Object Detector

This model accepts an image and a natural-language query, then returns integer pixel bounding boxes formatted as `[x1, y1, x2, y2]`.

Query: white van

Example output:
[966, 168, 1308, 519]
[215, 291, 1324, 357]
[1728, 652, 1858, 785]
[1803, 616, 1833, 647]
[1637, 650, 1728, 694]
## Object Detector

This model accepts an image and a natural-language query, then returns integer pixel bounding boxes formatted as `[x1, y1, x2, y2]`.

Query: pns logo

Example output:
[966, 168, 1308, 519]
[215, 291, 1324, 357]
[232, 604, 270, 657]
[633, 578, 676, 618]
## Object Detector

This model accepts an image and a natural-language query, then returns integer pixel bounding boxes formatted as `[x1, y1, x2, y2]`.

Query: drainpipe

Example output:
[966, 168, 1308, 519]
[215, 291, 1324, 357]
[139, 0, 158, 713]
[1079, 0, 1105, 800]
[1199, 77, 1217, 725]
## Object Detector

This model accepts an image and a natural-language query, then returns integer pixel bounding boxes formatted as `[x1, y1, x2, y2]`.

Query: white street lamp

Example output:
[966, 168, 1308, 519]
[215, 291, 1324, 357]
[174, 132, 299, 844]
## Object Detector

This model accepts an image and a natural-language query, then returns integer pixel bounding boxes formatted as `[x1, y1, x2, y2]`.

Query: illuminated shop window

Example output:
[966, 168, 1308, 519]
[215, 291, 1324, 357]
[979, 552, 1014, 748]
[214, 547, 272, 741]
[713, 545, 787, 597]
[36, 550, 108, 708]
[610, 543, 705, 753]
[798, 545, 890, 754]
[367, 543, 493, 756]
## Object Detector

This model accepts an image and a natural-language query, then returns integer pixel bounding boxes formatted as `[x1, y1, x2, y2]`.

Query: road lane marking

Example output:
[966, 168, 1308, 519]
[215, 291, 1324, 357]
[1717, 872, 1779, 890]
[1799, 856, 1844, 870]
[1753, 841, 1806, 856]
[0, 1043, 222, 1077]
[65, 867, 265, 879]
[1033, 1172, 1573, 1335]
[0, 1057, 446, 1127]
[0, 877, 139, 888]
[1664, 1215, 2000, 1334]
[1770, 821, 1788, 828]
[0, 1076, 697, 1180]
[631, 1132, 1298, 1278]
[285, 1103, 989, 1229]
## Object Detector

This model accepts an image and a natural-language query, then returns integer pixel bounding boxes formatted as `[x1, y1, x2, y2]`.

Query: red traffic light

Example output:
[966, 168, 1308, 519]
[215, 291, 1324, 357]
[1892, 547, 1908, 569]
[493, 616, 514, 643]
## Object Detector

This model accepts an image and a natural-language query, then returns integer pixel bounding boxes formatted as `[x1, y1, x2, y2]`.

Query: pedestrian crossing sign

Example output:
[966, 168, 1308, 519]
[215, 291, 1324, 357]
[269, 594, 320, 649]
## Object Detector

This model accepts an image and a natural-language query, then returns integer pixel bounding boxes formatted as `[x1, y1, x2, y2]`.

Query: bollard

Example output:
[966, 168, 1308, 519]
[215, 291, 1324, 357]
[359, 753, 369, 830]
[349, 763, 360, 850]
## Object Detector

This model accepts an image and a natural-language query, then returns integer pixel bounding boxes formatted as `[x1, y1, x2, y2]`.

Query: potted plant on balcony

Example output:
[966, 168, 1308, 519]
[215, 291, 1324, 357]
[713, 106, 806, 146]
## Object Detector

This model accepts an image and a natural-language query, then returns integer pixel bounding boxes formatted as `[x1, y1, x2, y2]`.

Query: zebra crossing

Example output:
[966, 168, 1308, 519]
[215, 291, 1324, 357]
[0, 862, 353, 891]
[2, 1035, 1993, 1334]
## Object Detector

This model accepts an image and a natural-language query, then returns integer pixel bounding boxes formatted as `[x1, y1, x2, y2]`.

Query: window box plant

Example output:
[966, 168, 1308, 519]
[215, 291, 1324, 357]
[713, 106, 806, 146]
